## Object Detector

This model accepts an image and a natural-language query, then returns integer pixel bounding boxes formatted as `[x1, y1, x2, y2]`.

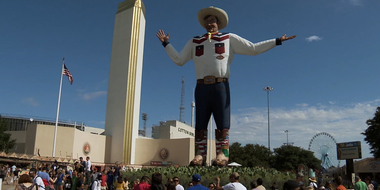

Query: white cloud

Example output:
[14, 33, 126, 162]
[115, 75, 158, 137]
[306, 35, 323, 42]
[227, 100, 378, 160]
[329, 101, 336, 105]
[21, 97, 39, 106]
[296, 103, 309, 107]
[82, 91, 107, 100]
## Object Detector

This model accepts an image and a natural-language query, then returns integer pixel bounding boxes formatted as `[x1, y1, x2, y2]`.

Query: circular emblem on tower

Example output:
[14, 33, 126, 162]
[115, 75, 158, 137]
[159, 148, 169, 160]
[83, 142, 91, 155]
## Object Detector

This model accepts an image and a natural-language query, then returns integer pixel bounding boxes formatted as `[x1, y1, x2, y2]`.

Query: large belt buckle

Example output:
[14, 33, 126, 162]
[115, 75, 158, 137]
[203, 76, 216, 84]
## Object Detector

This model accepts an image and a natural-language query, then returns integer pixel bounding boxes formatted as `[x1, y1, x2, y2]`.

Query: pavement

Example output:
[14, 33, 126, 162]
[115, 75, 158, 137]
[1, 183, 16, 190]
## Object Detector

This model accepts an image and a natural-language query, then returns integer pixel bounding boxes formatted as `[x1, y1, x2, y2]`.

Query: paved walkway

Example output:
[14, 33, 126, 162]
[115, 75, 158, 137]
[1, 184, 16, 190]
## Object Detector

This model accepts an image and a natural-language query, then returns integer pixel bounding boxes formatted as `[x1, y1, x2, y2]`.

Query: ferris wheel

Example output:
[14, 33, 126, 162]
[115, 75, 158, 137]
[308, 132, 340, 169]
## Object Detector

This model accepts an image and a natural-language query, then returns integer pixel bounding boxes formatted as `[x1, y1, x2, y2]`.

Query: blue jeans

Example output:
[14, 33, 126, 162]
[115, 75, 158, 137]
[195, 81, 230, 130]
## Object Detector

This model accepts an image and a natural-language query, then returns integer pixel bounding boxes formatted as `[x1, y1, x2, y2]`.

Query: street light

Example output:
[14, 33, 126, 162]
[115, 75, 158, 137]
[263, 86, 273, 151]
[285, 130, 289, 145]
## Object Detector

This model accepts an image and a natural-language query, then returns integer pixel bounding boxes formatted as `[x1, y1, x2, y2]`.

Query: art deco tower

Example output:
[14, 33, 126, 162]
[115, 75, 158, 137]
[105, 0, 145, 164]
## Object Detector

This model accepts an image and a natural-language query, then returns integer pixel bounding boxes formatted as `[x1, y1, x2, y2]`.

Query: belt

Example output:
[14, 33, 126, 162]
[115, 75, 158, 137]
[197, 76, 228, 84]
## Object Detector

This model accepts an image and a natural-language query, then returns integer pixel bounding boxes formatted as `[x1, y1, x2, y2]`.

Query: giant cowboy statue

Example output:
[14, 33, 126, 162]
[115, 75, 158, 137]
[156, 6, 296, 166]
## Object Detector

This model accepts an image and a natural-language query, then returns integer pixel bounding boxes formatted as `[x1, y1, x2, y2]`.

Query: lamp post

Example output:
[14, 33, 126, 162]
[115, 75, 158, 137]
[285, 130, 289, 145]
[263, 86, 273, 151]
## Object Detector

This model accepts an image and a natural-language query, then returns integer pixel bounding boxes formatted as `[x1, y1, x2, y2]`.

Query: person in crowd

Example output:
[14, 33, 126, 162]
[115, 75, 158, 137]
[209, 183, 216, 190]
[151, 172, 164, 190]
[296, 173, 305, 186]
[270, 182, 278, 190]
[335, 176, 346, 190]
[76, 173, 85, 190]
[365, 177, 374, 190]
[256, 178, 265, 190]
[56, 169, 65, 190]
[91, 174, 101, 190]
[355, 176, 368, 190]
[100, 170, 108, 190]
[13, 167, 20, 185]
[188, 182, 194, 188]
[115, 176, 126, 190]
[107, 168, 114, 190]
[187, 174, 208, 190]
[250, 181, 258, 190]
[134, 176, 151, 190]
[123, 177, 130, 190]
[324, 182, 332, 190]
[16, 174, 37, 190]
[65, 176, 72, 190]
[173, 177, 184, 190]
[29, 168, 45, 190]
[283, 180, 300, 190]
[215, 172, 247, 190]
[38, 167, 50, 190]
[71, 171, 78, 190]
[308, 177, 318, 190]
[85, 157, 91, 186]
[50, 172, 57, 190]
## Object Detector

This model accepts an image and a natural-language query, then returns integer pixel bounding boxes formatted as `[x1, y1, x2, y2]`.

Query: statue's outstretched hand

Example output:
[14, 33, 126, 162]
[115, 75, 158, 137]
[156, 29, 170, 43]
[280, 34, 296, 42]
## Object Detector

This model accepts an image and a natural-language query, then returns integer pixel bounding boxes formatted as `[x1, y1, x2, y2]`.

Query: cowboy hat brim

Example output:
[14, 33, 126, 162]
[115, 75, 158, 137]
[309, 178, 317, 182]
[197, 6, 229, 30]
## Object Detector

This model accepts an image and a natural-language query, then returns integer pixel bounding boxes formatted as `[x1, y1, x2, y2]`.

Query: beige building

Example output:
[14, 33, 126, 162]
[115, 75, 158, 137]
[2, 116, 216, 166]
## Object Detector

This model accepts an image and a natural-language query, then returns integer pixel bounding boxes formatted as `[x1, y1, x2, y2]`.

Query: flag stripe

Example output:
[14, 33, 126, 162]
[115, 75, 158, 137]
[63, 64, 73, 85]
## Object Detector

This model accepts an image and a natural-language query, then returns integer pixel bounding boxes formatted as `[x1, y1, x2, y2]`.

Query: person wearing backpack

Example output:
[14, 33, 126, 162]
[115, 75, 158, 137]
[29, 168, 45, 190]
[91, 174, 101, 190]
[16, 174, 37, 190]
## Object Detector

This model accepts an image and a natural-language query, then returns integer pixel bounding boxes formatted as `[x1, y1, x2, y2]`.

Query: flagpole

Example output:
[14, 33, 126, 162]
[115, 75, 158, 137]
[52, 58, 65, 157]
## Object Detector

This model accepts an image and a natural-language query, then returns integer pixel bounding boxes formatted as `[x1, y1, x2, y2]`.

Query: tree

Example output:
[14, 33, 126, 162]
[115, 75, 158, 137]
[272, 145, 321, 171]
[229, 142, 272, 167]
[0, 117, 16, 153]
[362, 107, 380, 158]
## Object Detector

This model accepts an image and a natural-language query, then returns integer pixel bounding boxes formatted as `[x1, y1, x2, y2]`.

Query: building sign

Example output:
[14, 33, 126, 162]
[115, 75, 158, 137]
[150, 161, 172, 166]
[336, 141, 362, 160]
[178, 127, 194, 137]
[159, 148, 169, 160]
[83, 142, 91, 155]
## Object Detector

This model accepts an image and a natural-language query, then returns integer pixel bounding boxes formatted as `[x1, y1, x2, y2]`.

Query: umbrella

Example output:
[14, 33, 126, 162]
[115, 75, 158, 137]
[227, 162, 242, 167]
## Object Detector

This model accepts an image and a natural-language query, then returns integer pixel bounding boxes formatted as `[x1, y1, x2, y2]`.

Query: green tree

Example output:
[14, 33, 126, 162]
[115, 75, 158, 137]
[362, 107, 380, 158]
[0, 117, 16, 153]
[229, 142, 272, 167]
[272, 145, 321, 171]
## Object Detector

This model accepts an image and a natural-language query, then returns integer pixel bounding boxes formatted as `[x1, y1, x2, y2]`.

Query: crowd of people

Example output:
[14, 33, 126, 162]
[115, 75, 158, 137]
[2, 159, 379, 190]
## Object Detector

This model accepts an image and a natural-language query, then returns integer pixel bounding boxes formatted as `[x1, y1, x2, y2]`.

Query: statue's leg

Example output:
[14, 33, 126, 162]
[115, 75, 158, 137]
[211, 81, 230, 166]
[190, 83, 211, 166]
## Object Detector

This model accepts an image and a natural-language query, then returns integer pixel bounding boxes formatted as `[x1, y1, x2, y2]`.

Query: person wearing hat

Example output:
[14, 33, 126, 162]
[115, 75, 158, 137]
[188, 174, 209, 190]
[283, 180, 300, 190]
[215, 172, 246, 190]
[156, 6, 296, 167]
[308, 177, 318, 190]
[296, 172, 305, 186]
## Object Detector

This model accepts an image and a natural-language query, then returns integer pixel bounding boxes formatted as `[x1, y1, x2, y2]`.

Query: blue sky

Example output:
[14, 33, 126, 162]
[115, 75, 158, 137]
[1, 0, 379, 162]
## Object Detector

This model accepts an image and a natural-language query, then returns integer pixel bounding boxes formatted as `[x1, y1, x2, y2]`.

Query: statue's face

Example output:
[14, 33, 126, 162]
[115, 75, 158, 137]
[204, 15, 219, 33]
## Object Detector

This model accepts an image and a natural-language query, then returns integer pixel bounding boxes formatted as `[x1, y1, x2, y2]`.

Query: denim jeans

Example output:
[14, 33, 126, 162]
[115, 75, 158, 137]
[195, 81, 230, 130]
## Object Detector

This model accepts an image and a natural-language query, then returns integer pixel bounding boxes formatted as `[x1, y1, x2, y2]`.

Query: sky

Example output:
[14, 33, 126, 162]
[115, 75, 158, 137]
[1, 0, 379, 164]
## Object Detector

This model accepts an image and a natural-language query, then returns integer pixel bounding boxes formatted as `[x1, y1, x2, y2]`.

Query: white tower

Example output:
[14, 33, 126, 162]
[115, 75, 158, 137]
[104, 0, 146, 165]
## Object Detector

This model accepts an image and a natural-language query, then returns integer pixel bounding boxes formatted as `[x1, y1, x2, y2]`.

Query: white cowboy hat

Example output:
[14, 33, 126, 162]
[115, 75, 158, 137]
[197, 6, 229, 30]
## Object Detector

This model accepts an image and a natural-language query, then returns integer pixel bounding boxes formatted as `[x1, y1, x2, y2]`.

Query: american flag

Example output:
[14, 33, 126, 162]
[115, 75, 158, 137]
[63, 64, 73, 85]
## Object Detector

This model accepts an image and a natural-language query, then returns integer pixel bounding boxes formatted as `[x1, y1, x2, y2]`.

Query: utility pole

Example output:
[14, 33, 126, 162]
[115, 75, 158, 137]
[142, 113, 147, 137]
[263, 86, 273, 151]
[179, 77, 185, 123]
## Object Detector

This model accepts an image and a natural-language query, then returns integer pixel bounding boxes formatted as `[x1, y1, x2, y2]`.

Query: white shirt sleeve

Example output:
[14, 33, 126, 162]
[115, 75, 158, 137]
[35, 177, 45, 189]
[223, 183, 235, 190]
[176, 185, 185, 190]
[164, 39, 193, 66]
[230, 33, 276, 56]
[87, 161, 91, 171]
